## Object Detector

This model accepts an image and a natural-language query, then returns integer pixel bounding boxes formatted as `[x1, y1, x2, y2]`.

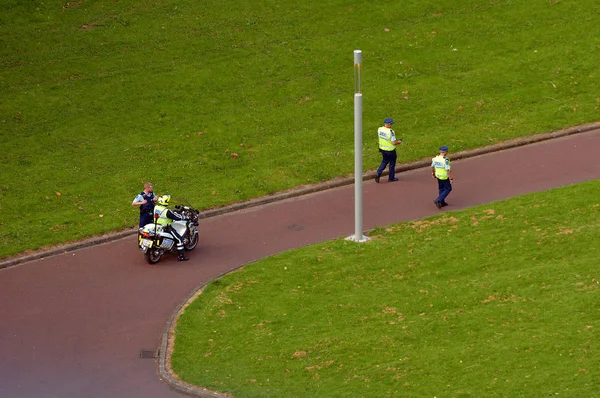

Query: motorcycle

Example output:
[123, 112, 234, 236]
[137, 204, 200, 264]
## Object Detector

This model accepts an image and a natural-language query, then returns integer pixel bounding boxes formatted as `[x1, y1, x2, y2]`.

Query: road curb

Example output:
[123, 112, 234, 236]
[159, 280, 235, 398]
[1, 120, 598, 273]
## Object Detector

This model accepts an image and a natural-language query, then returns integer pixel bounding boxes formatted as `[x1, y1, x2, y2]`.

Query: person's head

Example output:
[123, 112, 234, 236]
[384, 118, 394, 127]
[439, 145, 449, 155]
[157, 194, 171, 206]
[144, 182, 153, 193]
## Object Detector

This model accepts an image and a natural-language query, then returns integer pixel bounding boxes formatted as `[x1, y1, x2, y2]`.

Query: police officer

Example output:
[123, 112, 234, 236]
[375, 118, 402, 183]
[154, 194, 189, 261]
[431, 146, 454, 209]
[132, 182, 158, 228]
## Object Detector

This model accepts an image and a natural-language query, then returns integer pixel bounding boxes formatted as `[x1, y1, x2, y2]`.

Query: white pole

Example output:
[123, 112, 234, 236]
[347, 50, 369, 243]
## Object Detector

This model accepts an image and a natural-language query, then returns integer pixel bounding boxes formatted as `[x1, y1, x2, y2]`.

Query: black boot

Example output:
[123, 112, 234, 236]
[177, 251, 189, 262]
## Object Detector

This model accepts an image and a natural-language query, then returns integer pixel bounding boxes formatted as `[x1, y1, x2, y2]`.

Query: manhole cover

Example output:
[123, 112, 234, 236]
[139, 349, 158, 359]
[287, 224, 305, 231]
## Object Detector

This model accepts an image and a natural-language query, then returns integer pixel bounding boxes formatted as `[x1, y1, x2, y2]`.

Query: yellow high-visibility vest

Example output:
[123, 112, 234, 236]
[378, 127, 396, 151]
[154, 205, 172, 225]
[432, 155, 451, 179]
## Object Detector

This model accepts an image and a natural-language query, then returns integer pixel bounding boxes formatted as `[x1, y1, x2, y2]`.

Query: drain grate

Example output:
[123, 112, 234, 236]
[139, 349, 159, 359]
[287, 223, 305, 231]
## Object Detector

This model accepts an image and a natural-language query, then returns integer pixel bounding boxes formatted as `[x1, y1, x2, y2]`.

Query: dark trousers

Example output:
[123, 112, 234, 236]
[377, 149, 397, 180]
[139, 212, 154, 228]
[436, 178, 452, 203]
[167, 225, 185, 252]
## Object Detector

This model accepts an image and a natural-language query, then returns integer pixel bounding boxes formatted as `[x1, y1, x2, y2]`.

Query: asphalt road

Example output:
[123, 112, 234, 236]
[1, 128, 599, 398]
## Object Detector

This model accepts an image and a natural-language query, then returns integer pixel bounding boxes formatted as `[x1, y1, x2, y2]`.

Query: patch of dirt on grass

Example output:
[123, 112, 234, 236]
[410, 216, 459, 232]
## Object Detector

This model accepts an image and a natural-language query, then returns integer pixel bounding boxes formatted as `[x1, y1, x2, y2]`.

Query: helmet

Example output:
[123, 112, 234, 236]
[157, 194, 171, 206]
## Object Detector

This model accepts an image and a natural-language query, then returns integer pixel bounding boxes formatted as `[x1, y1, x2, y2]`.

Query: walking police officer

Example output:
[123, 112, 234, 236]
[132, 182, 158, 228]
[375, 118, 402, 183]
[431, 146, 454, 209]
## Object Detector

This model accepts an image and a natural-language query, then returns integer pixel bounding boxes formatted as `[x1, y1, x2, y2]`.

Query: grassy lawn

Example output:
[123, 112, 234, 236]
[171, 180, 600, 397]
[1, 0, 599, 257]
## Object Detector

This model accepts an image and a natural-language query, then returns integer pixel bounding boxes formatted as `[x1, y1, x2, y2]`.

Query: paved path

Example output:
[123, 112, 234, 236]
[1, 128, 600, 398]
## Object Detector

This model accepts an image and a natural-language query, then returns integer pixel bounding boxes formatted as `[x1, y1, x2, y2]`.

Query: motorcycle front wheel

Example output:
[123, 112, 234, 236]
[144, 249, 162, 264]
[184, 233, 199, 251]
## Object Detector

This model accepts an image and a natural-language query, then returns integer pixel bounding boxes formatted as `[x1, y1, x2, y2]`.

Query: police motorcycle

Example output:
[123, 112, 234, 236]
[137, 198, 200, 264]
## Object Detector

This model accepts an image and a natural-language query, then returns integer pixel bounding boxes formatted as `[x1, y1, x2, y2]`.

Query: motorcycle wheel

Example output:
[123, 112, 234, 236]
[184, 233, 199, 251]
[144, 249, 162, 264]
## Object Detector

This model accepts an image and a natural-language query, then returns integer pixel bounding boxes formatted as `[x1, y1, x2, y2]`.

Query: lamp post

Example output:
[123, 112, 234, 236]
[347, 50, 369, 243]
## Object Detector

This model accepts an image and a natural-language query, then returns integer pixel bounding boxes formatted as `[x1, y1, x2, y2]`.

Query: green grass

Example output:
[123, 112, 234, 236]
[2, 0, 600, 256]
[171, 180, 600, 397]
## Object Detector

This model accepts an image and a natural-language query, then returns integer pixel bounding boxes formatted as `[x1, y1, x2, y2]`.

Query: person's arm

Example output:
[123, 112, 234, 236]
[132, 195, 146, 206]
[391, 130, 402, 145]
[431, 166, 436, 179]
[166, 209, 184, 221]
[446, 160, 453, 182]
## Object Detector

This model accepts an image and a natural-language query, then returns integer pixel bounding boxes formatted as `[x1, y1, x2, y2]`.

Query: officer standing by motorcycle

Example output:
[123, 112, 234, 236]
[132, 182, 158, 228]
[153, 194, 190, 261]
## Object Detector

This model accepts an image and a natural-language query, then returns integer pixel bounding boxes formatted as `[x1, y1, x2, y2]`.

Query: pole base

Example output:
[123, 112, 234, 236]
[345, 234, 370, 243]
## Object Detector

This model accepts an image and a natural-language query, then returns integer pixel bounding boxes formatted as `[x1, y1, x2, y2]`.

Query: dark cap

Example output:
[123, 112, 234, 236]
[384, 118, 394, 124]
[439, 145, 449, 152]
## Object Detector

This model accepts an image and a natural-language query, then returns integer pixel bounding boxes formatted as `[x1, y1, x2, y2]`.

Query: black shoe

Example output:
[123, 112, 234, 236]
[178, 255, 189, 262]
[434, 200, 442, 209]
[441, 202, 448, 207]
[389, 177, 399, 182]
[375, 174, 380, 183]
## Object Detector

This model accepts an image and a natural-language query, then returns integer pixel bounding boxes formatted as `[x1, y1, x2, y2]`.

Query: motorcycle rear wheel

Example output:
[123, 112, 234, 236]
[144, 249, 162, 264]
[184, 233, 199, 251]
